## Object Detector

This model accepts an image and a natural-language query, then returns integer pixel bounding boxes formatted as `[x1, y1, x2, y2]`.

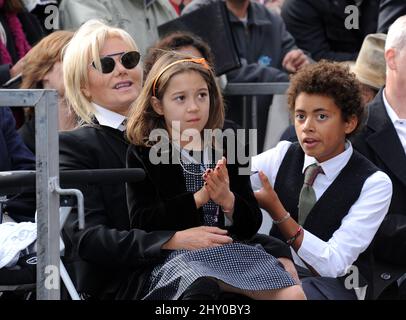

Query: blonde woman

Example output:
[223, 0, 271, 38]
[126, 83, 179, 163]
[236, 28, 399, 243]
[58, 19, 161, 300]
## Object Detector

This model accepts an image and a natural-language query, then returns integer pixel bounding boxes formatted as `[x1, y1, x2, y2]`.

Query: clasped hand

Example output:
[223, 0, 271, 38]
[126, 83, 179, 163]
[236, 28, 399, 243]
[194, 157, 235, 214]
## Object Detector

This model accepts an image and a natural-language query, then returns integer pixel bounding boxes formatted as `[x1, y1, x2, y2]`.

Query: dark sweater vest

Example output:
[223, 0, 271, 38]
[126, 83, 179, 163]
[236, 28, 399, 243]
[271, 143, 379, 295]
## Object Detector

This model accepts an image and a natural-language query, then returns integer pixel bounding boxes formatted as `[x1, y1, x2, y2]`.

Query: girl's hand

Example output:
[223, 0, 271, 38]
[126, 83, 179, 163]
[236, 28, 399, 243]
[278, 257, 300, 284]
[254, 171, 280, 213]
[194, 185, 210, 209]
[162, 226, 233, 250]
[204, 157, 235, 214]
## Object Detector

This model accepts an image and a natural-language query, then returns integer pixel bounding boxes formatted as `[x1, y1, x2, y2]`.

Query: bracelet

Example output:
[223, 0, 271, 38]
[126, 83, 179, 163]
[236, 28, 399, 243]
[222, 193, 235, 214]
[222, 206, 234, 214]
[273, 212, 290, 225]
[286, 227, 303, 245]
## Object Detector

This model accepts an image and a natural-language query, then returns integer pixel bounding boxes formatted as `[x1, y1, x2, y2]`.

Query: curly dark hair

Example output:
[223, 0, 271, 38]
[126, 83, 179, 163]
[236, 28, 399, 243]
[287, 60, 365, 137]
[143, 31, 215, 80]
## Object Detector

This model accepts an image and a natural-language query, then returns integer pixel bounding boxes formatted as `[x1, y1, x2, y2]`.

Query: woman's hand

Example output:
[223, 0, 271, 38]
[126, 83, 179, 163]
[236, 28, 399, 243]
[204, 157, 235, 214]
[162, 226, 233, 250]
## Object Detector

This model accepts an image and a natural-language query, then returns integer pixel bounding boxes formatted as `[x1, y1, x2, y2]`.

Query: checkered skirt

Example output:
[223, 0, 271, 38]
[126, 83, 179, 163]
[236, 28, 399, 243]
[143, 243, 296, 300]
[141, 164, 296, 300]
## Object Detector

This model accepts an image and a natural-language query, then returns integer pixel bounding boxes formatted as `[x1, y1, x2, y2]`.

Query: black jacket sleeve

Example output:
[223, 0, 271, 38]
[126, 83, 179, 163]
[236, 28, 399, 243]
[378, 0, 406, 33]
[374, 214, 406, 265]
[227, 58, 289, 83]
[1, 107, 34, 170]
[126, 144, 262, 240]
[0, 64, 11, 85]
[281, 0, 357, 62]
[126, 145, 205, 232]
[59, 130, 174, 268]
[0, 107, 35, 222]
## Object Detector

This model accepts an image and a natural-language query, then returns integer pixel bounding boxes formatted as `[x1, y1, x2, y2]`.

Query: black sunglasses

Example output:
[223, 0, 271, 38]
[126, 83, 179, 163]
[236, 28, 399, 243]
[91, 51, 141, 74]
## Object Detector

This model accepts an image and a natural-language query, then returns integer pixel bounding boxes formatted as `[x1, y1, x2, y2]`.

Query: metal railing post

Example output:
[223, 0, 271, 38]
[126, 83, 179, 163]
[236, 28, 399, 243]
[0, 89, 60, 300]
[35, 90, 60, 300]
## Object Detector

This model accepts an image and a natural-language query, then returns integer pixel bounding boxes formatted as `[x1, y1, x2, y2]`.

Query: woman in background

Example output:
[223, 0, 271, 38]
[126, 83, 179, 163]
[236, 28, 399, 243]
[18, 30, 76, 153]
[0, 0, 44, 126]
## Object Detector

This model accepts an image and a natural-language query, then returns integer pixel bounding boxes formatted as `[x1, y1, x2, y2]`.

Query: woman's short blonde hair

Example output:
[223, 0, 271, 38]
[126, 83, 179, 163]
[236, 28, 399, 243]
[62, 19, 139, 124]
[126, 51, 224, 146]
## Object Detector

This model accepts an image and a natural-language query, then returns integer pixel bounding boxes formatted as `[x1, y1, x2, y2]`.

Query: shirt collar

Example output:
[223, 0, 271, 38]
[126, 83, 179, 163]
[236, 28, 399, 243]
[302, 141, 353, 181]
[383, 89, 402, 124]
[92, 103, 127, 132]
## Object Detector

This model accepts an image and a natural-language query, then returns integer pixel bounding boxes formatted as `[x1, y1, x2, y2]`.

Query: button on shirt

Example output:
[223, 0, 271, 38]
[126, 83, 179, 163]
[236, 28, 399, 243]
[383, 90, 406, 156]
[251, 140, 392, 277]
[93, 103, 127, 132]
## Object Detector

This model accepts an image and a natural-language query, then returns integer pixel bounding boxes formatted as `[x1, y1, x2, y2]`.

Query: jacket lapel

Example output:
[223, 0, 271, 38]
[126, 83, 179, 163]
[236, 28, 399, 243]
[97, 125, 128, 164]
[366, 91, 406, 186]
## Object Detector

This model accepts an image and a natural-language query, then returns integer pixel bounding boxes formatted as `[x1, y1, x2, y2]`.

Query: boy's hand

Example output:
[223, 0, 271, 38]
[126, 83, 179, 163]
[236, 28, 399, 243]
[254, 171, 280, 213]
[204, 157, 235, 214]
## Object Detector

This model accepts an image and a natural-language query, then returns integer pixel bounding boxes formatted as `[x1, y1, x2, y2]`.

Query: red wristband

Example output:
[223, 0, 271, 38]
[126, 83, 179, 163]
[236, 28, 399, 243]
[286, 226, 302, 245]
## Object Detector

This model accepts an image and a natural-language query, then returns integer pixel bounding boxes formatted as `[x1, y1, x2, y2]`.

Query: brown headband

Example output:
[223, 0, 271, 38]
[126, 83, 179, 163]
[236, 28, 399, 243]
[152, 57, 210, 97]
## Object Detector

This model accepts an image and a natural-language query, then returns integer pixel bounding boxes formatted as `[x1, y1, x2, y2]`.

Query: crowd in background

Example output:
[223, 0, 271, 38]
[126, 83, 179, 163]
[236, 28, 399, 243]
[1, 0, 406, 301]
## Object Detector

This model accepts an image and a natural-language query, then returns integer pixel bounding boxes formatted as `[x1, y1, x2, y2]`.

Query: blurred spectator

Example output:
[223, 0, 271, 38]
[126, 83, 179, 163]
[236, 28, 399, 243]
[169, 0, 192, 14]
[18, 30, 76, 153]
[21, 0, 59, 34]
[348, 33, 386, 106]
[0, 0, 45, 127]
[351, 16, 406, 299]
[183, 0, 311, 151]
[143, 31, 238, 131]
[143, 31, 215, 78]
[377, 0, 406, 33]
[0, 0, 44, 85]
[0, 107, 34, 172]
[0, 107, 35, 223]
[281, 0, 379, 62]
[257, 0, 284, 15]
[58, 0, 177, 55]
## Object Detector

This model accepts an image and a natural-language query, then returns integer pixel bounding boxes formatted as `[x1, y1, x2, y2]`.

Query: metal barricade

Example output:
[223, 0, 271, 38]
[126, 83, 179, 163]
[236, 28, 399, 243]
[223, 82, 290, 130]
[0, 89, 60, 300]
[224, 82, 290, 152]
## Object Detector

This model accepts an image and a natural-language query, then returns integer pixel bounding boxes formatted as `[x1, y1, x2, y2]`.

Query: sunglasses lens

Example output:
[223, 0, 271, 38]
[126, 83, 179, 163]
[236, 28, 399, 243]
[92, 51, 140, 73]
[99, 57, 115, 73]
[121, 51, 140, 69]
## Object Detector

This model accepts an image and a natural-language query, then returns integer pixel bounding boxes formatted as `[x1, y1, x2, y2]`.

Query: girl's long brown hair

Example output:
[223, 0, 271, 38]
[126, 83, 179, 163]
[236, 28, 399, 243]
[126, 51, 225, 146]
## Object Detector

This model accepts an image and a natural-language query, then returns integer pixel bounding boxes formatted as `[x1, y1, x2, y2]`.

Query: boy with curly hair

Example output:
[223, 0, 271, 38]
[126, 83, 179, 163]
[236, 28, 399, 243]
[251, 61, 392, 300]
